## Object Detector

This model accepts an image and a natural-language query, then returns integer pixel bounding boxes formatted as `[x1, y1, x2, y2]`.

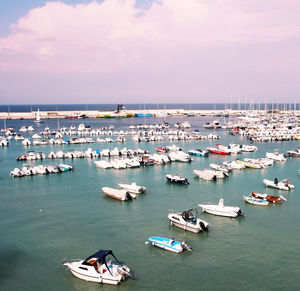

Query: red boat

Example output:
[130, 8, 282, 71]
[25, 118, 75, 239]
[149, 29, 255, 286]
[206, 147, 229, 155]
[251, 192, 286, 203]
[156, 147, 168, 153]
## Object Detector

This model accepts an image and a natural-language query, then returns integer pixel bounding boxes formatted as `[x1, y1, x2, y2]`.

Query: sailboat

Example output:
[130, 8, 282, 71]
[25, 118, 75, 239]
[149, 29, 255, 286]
[34, 109, 43, 123]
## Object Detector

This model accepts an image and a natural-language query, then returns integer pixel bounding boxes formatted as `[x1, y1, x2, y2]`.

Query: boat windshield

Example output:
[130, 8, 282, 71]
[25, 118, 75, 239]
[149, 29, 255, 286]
[181, 210, 197, 223]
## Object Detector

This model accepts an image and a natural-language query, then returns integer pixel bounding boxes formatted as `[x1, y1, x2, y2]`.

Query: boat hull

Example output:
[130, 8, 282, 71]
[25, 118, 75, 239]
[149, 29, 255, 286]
[148, 237, 183, 253]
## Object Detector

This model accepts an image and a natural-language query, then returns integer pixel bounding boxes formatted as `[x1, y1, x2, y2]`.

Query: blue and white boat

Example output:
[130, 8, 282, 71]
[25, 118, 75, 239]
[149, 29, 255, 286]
[147, 237, 192, 253]
[243, 196, 269, 206]
[188, 149, 208, 157]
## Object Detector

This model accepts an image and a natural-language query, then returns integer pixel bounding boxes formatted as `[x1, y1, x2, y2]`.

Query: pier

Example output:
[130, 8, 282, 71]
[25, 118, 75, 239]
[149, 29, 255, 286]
[0, 109, 299, 120]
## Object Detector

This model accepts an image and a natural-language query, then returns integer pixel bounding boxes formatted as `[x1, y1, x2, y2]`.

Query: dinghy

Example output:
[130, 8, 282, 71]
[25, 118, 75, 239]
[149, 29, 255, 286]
[198, 199, 245, 218]
[62, 249, 133, 285]
[243, 196, 269, 206]
[251, 192, 286, 203]
[193, 170, 216, 181]
[168, 209, 209, 233]
[263, 178, 294, 191]
[146, 237, 192, 253]
[102, 187, 136, 201]
[118, 182, 147, 194]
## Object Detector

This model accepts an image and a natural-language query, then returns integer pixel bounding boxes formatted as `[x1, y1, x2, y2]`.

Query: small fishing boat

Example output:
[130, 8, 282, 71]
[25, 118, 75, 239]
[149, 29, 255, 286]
[166, 174, 189, 184]
[157, 147, 168, 153]
[223, 161, 245, 170]
[62, 249, 133, 285]
[251, 192, 287, 203]
[243, 196, 269, 206]
[168, 209, 209, 233]
[193, 169, 217, 181]
[102, 187, 136, 201]
[146, 237, 192, 253]
[58, 164, 74, 172]
[206, 147, 229, 155]
[188, 149, 208, 157]
[198, 199, 245, 218]
[95, 160, 112, 169]
[266, 149, 286, 162]
[118, 182, 147, 194]
[236, 160, 262, 169]
[263, 178, 295, 191]
[287, 149, 300, 157]
[209, 163, 231, 173]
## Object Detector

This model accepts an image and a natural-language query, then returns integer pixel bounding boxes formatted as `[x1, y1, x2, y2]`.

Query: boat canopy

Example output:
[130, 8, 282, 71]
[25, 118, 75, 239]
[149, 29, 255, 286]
[82, 250, 121, 266]
[181, 209, 197, 222]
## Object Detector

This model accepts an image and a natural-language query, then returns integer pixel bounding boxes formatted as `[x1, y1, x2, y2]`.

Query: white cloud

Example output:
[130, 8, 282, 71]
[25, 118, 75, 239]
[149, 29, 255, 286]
[0, 0, 299, 73]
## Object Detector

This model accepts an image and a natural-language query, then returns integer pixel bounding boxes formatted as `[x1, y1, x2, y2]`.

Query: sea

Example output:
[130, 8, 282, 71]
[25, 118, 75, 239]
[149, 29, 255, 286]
[0, 105, 299, 290]
[0, 102, 299, 112]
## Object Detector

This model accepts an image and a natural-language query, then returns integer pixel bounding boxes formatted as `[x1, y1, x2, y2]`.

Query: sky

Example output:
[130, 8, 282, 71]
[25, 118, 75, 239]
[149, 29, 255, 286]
[0, 0, 300, 104]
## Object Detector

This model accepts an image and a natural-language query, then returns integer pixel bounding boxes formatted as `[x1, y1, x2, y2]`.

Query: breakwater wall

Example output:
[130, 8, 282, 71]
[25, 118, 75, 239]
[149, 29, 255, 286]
[0, 109, 299, 120]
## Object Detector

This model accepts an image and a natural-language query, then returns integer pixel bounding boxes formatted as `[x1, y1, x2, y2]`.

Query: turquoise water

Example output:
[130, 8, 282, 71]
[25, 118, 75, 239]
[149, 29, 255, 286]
[0, 117, 299, 290]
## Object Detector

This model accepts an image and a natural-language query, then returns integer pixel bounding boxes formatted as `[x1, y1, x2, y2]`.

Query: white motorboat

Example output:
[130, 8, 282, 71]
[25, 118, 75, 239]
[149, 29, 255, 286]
[168, 209, 210, 233]
[62, 249, 133, 285]
[123, 158, 140, 168]
[241, 145, 257, 152]
[102, 187, 136, 201]
[266, 149, 286, 162]
[209, 163, 231, 173]
[22, 138, 31, 146]
[118, 182, 147, 194]
[146, 237, 192, 253]
[223, 161, 245, 170]
[193, 169, 216, 181]
[110, 159, 127, 169]
[263, 178, 294, 191]
[95, 160, 112, 169]
[198, 199, 245, 218]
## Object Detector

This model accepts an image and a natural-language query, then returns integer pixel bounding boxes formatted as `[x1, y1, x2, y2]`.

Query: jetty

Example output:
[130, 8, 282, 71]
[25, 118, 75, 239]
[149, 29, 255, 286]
[0, 109, 299, 120]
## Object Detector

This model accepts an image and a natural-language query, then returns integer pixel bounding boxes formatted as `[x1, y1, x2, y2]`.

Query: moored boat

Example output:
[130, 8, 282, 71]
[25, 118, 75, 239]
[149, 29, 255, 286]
[166, 174, 189, 185]
[287, 149, 300, 157]
[198, 199, 245, 218]
[188, 149, 208, 157]
[168, 209, 209, 233]
[236, 160, 262, 169]
[206, 147, 229, 155]
[193, 169, 216, 181]
[102, 187, 136, 201]
[118, 182, 147, 194]
[243, 196, 269, 206]
[251, 192, 286, 203]
[263, 178, 294, 191]
[146, 237, 192, 253]
[62, 249, 133, 285]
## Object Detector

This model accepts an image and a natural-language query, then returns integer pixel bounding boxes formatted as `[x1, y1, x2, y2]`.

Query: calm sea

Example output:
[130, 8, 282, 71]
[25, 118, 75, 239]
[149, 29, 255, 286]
[0, 115, 299, 290]
[0, 103, 299, 112]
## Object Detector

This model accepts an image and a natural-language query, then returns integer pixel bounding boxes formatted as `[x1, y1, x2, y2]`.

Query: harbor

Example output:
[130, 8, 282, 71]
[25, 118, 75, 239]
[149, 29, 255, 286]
[0, 108, 299, 290]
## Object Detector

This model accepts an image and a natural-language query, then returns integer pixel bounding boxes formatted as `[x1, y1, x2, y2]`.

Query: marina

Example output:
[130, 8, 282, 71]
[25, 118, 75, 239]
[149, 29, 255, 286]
[0, 106, 300, 290]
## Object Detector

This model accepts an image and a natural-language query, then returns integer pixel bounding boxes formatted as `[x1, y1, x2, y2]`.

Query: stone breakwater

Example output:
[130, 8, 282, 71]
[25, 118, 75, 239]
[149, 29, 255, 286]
[1, 109, 299, 120]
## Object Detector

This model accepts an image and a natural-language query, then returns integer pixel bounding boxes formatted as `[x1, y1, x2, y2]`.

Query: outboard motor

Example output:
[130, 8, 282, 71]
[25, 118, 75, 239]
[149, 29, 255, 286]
[199, 221, 209, 231]
[117, 265, 133, 278]
[181, 241, 192, 252]
[125, 192, 133, 200]
[237, 209, 245, 216]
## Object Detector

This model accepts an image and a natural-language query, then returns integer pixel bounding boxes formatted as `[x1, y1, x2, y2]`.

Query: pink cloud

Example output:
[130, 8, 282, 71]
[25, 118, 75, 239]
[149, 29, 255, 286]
[0, 0, 299, 73]
[0, 0, 300, 103]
